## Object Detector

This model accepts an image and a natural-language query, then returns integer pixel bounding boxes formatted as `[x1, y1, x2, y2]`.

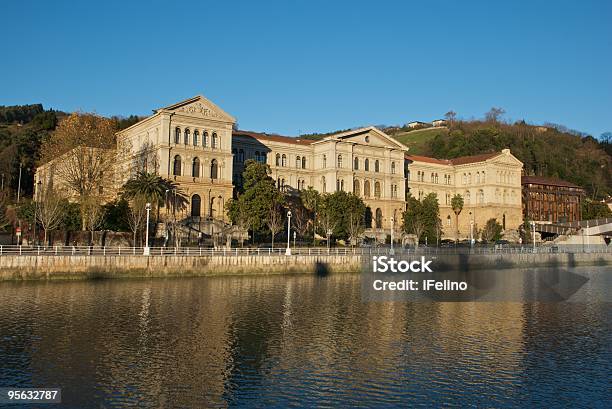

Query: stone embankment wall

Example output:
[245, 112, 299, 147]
[0, 252, 609, 281]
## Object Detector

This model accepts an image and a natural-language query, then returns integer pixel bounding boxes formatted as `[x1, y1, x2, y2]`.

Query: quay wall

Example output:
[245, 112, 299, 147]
[0, 252, 610, 281]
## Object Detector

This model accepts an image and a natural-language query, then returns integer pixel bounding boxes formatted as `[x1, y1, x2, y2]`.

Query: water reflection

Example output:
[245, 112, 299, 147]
[0, 268, 609, 407]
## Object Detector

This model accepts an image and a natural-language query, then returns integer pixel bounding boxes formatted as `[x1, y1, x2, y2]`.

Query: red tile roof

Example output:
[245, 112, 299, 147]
[521, 176, 584, 189]
[406, 152, 501, 166]
[232, 130, 314, 146]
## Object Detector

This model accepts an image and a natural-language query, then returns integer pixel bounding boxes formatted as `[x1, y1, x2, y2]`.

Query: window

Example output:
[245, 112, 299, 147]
[337, 179, 340, 191]
[476, 172, 480, 184]
[463, 173, 467, 184]
[261, 152, 267, 163]
[203, 131, 208, 147]
[184, 129, 190, 145]
[435, 173, 439, 184]
[365, 158, 369, 171]
[192, 157, 200, 177]
[354, 180, 360, 196]
[302, 156, 306, 169]
[175, 127, 181, 144]
[254, 151, 260, 162]
[193, 130, 199, 146]
[374, 181, 381, 198]
[391, 162, 396, 174]
[296, 156, 301, 168]
[431, 173, 435, 183]
[212, 132, 218, 148]
[375, 208, 383, 228]
[322, 176, 326, 193]
[232, 149, 238, 163]
[323, 155, 327, 168]
[375, 160, 380, 172]
[354, 157, 359, 170]
[364, 181, 371, 197]
[468, 173, 472, 184]
[465, 190, 471, 204]
[173, 155, 182, 176]
[210, 159, 219, 179]
[337, 154, 343, 168]
[276, 153, 281, 166]
[191, 194, 201, 217]
[281, 154, 287, 167]
[238, 149, 245, 162]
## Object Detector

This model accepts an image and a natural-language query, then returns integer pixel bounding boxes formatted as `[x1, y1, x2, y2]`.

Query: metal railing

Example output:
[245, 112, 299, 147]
[0, 244, 610, 257]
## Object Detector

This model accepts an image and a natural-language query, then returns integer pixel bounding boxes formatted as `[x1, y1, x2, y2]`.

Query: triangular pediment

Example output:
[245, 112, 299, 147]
[488, 150, 523, 166]
[157, 95, 236, 123]
[316, 127, 409, 151]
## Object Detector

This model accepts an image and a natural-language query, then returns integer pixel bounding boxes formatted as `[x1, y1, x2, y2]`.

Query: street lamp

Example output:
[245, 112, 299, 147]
[327, 229, 332, 251]
[470, 220, 474, 249]
[144, 202, 152, 255]
[285, 210, 292, 256]
[530, 221, 536, 253]
[293, 231, 296, 248]
[390, 217, 395, 255]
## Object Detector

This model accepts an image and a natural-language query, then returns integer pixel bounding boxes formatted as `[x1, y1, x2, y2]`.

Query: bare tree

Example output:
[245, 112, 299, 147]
[267, 201, 284, 249]
[348, 212, 365, 247]
[444, 110, 457, 123]
[36, 185, 65, 245]
[485, 107, 506, 123]
[127, 195, 147, 247]
[41, 112, 117, 230]
[292, 205, 310, 241]
[82, 196, 105, 245]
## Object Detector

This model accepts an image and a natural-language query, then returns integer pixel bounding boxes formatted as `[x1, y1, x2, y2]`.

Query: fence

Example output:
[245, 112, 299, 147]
[0, 244, 610, 257]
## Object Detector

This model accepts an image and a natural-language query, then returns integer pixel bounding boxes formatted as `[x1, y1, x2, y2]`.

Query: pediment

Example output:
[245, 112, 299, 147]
[159, 95, 236, 123]
[489, 152, 523, 167]
[323, 127, 409, 151]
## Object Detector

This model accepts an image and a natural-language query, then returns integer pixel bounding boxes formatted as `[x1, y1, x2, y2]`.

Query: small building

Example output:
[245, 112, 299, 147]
[521, 176, 585, 223]
[431, 119, 447, 127]
[406, 121, 430, 129]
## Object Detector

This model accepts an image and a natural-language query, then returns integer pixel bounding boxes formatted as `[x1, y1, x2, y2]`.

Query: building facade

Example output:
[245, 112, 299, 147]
[405, 150, 523, 239]
[521, 176, 585, 223]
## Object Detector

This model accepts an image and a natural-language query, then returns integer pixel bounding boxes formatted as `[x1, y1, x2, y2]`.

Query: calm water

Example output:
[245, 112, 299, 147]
[0, 269, 610, 408]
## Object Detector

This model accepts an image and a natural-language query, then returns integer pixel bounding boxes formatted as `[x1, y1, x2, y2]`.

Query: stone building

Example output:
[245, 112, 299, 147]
[232, 127, 409, 235]
[405, 149, 523, 239]
[521, 176, 585, 223]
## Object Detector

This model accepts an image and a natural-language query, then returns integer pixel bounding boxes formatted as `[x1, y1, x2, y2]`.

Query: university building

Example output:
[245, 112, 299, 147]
[36, 94, 526, 241]
[521, 176, 585, 223]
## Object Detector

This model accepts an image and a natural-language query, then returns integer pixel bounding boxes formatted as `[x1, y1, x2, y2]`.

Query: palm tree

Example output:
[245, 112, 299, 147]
[121, 172, 188, 244]
[451, 194, 464, 243]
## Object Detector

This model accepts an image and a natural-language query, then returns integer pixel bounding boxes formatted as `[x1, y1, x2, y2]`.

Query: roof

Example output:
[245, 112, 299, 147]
[406, 151, 500, 166]
[232, 130, 315, 146]
[521, 176, 584, 189]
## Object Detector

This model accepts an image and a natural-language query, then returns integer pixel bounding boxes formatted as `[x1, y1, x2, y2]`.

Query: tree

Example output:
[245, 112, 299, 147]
[402, 196, 426, 249]
[36, 185, 65, 245]
[444, 110, 457, 123]
[40, 112, 117, 230]
[421, 193, 442, 244]
[485, 107, 505, 123]
[317, 191, 366, 243]
[126, 195, 147, 247]
[317, 196, 337, 246]
[82, 195, 104, 245]
[267, 194, 285, 249]
[300, 187, 321, 242]
[582, 199, 612, 220]
[0, 190, 10, 231]
[287, 195, 311, 241]
[481, 218, 503, 242]
[226, 197, 252, 247]
[451, 194, 464, 242]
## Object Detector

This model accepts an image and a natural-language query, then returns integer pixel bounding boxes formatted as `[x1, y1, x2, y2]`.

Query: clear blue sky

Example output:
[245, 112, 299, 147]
[1, 0, 610, 137]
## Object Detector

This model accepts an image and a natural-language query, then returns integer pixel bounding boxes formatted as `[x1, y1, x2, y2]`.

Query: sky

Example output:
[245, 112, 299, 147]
[1, 0, 611, 137]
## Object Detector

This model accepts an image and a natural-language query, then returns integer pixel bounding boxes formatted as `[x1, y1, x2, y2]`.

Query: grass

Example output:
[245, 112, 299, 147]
[389, 127, 449, 155]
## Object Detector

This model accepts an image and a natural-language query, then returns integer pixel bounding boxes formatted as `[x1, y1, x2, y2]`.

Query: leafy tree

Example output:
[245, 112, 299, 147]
[101, 199, 131, 232]
[317, 191, 366, 243]
[121, 171, 187, 221]
[402, 196, 426, 249]
[582, 199, 612, 220]
[300, 187, 321, 241]
[421, 193, 442, 244]
[226, 197, 252, 247]
[451, 194, 464, 242]
[481, 218, 503, 242]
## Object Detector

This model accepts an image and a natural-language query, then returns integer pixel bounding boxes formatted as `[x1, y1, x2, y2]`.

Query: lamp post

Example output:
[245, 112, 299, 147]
[470, 220, 474, 249]
[293, 231, 296, 248]
[390, 217, 395, 255]
[285, 210, 292, 256]
[144, 202, 151, 255]
[327, 229, 332, 251]
[34, 180, 41, 246]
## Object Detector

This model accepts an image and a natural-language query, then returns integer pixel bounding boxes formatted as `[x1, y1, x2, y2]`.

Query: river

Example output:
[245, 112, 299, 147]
[0, 268, 610, 407]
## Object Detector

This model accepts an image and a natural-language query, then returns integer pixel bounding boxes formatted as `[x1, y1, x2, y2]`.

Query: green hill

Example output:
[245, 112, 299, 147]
[387, 127, 449, 155]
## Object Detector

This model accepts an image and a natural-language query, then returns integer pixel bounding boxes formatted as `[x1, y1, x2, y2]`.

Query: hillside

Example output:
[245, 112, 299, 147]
[387, 127, 449, 155]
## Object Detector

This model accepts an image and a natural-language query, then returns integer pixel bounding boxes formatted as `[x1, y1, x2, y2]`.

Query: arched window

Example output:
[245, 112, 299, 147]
[238, 149, 245, 162]
[175, 127, 181, 144]
[375, 160, 380, 172]
[365, 158, 370, 171]
[173, 155, 182, 176]
[354, 179, 360, 196]
[281, 154, 287, 167]
[323, 155, 327, 168]
[354, 157, 359, 170]
[212, 132, 218, 148]
[191, 194, 201, 217]
[193, 130, 199, 146]
[210, 159, 218, 179]
[391, 162, 396, 174]
[479, 190, 484, 204]
[364, 181, 371, 197]
[431, 173, 435, 183]
[468, 173, 472, 184]
[465, 190, 471, 204]
[276, 153, 281, 166]
[374, 181, 381, 198]
[192, 157, 200, 177]
[375, 208, 383, 228]
[463, 173, 467, 184]
[202, 131, 208, 147]
[302, 156, 306, 169]
[296, 156, 301, 168]
[337, 154, 343, 168]
[184, 129, 190, 145]
[336, 179, 340, 191]
[435, 173, 439, 184]
[476, 172, 480, 184]
[322, 176, 326, 193]
[341, 179, 344, 191]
